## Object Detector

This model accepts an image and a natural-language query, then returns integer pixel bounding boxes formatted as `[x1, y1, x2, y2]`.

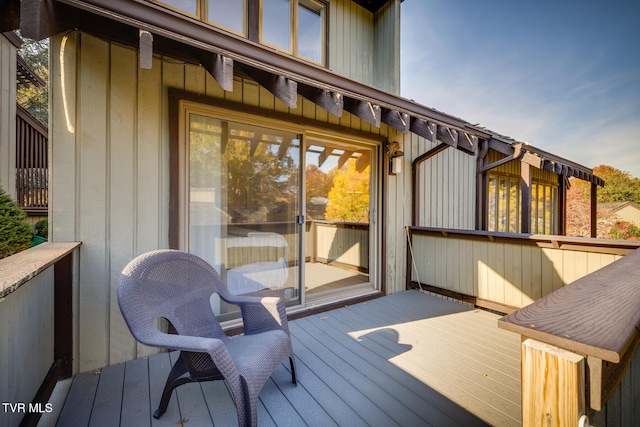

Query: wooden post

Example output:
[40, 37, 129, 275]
[590, 183, 597, 238]
[521, 163, 532, 233]
[522, 339, 586, 427]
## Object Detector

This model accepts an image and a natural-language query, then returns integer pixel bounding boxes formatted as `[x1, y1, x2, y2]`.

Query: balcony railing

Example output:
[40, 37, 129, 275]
[15, 104, 48, 215]
[499, 247, 640, 426]
[0, 242, 81, 427]
[406, 226, 640, 313]
[406, 227, 640, 426]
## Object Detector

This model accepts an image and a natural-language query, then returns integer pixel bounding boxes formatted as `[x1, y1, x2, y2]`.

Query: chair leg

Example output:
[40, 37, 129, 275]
[289, 356, 297, 385]
[153, 355, 191, 419]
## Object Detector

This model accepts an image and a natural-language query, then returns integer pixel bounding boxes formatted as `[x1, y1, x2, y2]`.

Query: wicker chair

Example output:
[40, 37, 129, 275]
[117, 249, 297, 427]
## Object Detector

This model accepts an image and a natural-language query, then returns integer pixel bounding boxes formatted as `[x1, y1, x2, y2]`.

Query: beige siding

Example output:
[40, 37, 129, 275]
[314, 223, 369, 269]
[0, 35, 17, 197]
[411, 233, 624, 309]
[50, 32, 398, 371]
[329, 0, 400, 92]
[616, 205, 640, 227]
[414, 137, 477, 229]
[373, 0, 401, 94]
[488, 149, 558, 184]
[0, 268, 54, 427]
[592, 345, 640, 427]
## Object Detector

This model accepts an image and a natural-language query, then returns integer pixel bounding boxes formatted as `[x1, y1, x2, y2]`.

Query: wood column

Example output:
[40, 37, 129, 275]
[591, 183, 597, 238]
[521, 163, 532, 233]
[522, 339, 586, 427]
[558, 176, 567, 236]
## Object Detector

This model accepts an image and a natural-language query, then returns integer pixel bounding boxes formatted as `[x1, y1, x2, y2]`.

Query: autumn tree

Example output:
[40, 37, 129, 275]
[566, 165, 640, 239]
[17, 35, 49, 126]
[324, 159, 370, 223]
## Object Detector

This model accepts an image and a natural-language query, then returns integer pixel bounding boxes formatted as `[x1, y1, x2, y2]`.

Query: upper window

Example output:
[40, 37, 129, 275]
[261, 0, 325, 64]
[208, 0, 246, 35]
[152, 0, 326, 65]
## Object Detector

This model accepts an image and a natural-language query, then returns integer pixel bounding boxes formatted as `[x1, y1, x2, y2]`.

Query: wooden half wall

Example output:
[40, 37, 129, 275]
[407, 227, 640, 312]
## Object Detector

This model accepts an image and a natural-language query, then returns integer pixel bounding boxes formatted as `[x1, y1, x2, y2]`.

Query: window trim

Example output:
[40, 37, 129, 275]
[205, 0, 248, 37]
[152, 0, 328, 66]
[259, 0, 327, 66]
[169, 92, 383, 311]
[486, 172, 559, 235]
[152, 0, 201, 21]
[169, 89, 385, 251]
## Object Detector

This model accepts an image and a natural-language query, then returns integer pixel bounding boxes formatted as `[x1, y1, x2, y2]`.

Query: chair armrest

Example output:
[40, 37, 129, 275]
[136, 330, 242, 380]
[222, 295, 289, 335]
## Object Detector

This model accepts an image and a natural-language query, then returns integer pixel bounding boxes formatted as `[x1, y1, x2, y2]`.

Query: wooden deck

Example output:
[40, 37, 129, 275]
[38, 291, 522, 427]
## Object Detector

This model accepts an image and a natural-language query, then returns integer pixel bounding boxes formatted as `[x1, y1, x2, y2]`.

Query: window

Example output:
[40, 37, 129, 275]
[207, 0, 246, 35]
[152, 0, 327, 64]
[487, 174, 558, 234]
[488, 175, 520, 233]
[530, 182, 558, 234]
[261, 0, 325, 64]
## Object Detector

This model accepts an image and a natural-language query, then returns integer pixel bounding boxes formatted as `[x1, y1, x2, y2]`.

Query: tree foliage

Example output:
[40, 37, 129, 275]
[0, 185, 33, 259]
[566, 165, 640, 239]
[324, 159, 370, 223]
[570, 165, 640, 204]
[17, 35, 49, 126]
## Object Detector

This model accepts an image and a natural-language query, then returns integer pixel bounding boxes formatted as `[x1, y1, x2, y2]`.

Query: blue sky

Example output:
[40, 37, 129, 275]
[400, 0, 640, 178]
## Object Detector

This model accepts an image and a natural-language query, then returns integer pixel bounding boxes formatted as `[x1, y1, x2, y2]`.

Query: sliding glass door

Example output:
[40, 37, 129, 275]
[304, 138, 374, 300]
[188, 114, 302, 317]
[181, 102, 378, 317]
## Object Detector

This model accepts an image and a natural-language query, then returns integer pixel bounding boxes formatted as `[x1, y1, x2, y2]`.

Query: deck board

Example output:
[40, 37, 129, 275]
[40, 290, 522, 426]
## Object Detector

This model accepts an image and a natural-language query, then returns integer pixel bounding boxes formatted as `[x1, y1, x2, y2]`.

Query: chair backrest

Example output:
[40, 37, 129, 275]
[118, 250, 228, 344]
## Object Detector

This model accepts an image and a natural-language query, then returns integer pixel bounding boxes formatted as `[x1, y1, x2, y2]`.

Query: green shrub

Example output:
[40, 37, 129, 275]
[34, 219, 48, 238]
[0, 185, 33, 259]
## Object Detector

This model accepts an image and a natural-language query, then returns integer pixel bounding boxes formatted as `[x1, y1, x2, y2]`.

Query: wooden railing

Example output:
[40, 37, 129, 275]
[15, 105, 48, 215]
[0, 242, 80, 427]
[406, 227, 640, 313]
[307, 220, 369, 271]
[499, 248, 640, 426]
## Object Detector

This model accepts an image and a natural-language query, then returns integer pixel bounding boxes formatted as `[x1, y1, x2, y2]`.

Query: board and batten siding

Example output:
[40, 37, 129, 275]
[0, 268, 54, 427]
[49, 31, 413, 372]
[615, 204, 640, 227]
[412, 134, 477, 229]
[329, 0, 400, 94]
[411, 233, 625, 309]
[0, 34, 17, 197]
[488, 149, 559, 184]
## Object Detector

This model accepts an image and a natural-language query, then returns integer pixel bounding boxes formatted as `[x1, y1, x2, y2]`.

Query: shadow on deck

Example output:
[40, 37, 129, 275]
[39, 291, 522, 426]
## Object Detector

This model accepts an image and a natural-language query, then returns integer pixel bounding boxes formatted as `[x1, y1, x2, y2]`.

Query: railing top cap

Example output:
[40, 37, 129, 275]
[498, 247, 640, 363]
[0, 242, 81, 299]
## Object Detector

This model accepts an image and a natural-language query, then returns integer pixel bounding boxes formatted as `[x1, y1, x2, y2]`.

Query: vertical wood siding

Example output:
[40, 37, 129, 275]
[373, 0, 401, 94]
[0, 268, 54, 427]
[0, 35, 17, 197]
[488, 149, 558, 184]
[592, 345, 640, 427]
[50, 32, 398, 371]
[411, 233, 624, 309]
[330, 0, 400, 92]
[615, 205, 640, 227]
[413, 136, 477, 229]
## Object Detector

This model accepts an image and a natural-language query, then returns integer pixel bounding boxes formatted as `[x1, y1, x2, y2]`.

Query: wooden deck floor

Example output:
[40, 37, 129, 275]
[39, 291, 522, 427]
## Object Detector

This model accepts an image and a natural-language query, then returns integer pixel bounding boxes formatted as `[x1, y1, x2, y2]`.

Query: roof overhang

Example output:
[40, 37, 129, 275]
[351, 0, 399, 13]
[17, 0, 491, 155]
[12, 0, 602, 186]
[484, 138, 604, 186]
